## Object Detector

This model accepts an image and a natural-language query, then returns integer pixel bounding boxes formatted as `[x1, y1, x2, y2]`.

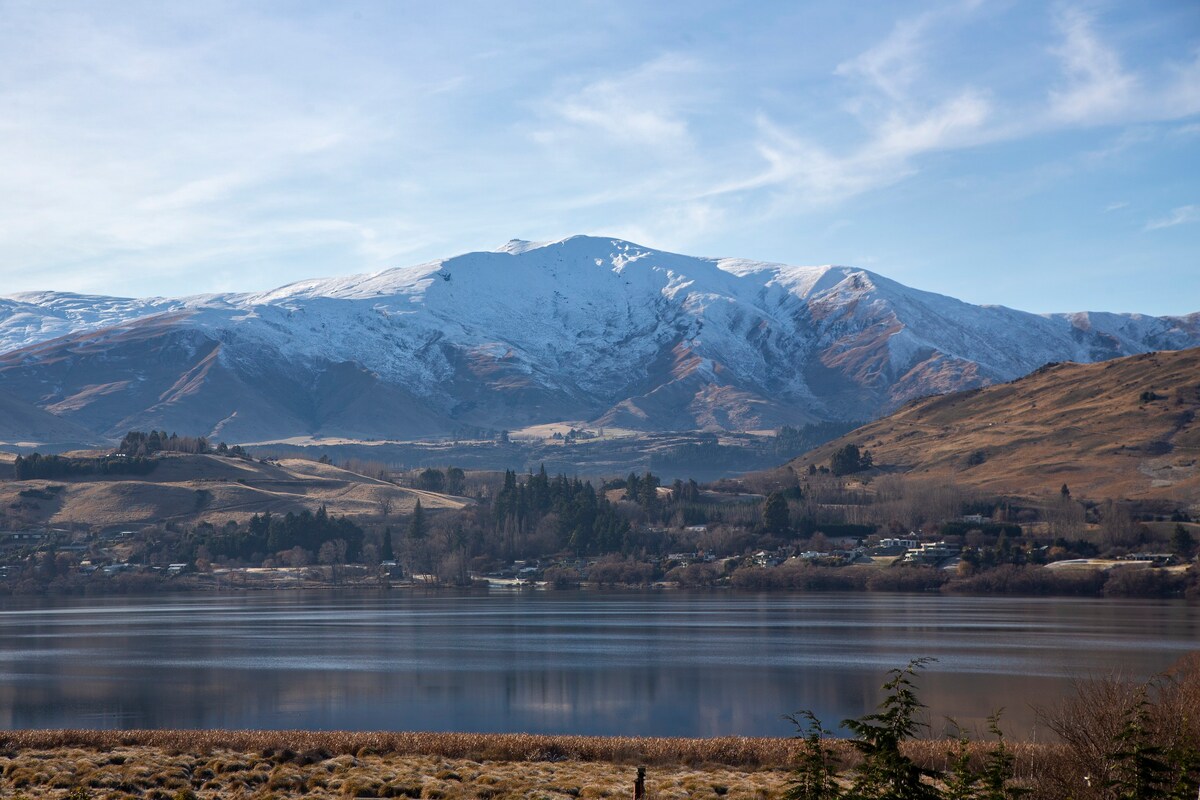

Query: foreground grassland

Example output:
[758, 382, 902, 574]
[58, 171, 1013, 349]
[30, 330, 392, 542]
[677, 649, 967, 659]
[0, 731, 1052, 800]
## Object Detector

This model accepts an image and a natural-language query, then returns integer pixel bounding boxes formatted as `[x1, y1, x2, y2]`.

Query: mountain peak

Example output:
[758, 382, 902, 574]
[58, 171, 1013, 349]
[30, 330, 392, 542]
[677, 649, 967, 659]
[0, 240, 1197, 447]
[494, 238, 548, 255]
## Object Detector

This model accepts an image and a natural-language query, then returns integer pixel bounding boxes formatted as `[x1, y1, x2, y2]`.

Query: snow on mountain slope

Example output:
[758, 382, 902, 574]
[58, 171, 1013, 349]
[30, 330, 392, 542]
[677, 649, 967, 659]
[0, 235, 1197, 444]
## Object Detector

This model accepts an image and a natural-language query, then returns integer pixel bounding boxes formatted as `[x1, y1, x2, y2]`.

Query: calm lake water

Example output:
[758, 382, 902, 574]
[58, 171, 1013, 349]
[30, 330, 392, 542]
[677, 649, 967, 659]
[0, 590, 1196, 738]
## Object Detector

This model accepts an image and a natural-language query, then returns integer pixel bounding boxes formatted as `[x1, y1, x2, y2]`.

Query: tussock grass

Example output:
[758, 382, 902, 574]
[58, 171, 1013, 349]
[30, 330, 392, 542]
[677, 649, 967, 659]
[0, 730, 805, 768]
[0, 729, 1056, 771]
[0, 747, 793, 799]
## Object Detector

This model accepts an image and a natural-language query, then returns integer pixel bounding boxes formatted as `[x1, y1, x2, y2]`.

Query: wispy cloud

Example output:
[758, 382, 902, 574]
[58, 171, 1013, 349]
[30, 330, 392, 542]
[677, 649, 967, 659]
[834, 16, 929, 104]
[535, 55, 701, 149]
[698, 3, 1200, 218]
[1047, 7, 1137, 124]
[705, 5, 994, 208]
[1145, 205, 1200, 231]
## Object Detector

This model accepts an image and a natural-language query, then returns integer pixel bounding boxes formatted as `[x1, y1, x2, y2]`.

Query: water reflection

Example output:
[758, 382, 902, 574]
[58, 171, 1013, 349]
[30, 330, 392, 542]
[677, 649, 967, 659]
[0, 591, 1195, 737]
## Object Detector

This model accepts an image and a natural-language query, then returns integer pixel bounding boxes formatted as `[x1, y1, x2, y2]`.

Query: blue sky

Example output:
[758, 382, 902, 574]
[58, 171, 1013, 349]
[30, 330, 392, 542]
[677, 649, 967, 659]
[1, 0, 1198, 314]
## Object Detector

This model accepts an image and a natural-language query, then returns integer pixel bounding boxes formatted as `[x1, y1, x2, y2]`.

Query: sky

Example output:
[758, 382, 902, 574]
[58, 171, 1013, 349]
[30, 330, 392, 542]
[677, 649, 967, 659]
[1, 0, 1198, 315]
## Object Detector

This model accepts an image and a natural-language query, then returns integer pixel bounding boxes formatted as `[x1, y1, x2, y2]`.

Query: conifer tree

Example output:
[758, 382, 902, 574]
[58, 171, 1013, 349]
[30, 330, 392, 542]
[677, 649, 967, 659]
[409, 499, 426, 541]
[382, 527, 394, 561]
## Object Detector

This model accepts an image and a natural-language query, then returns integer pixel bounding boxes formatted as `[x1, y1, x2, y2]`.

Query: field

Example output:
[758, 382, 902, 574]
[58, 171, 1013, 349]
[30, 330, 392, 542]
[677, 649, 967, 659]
[0, 731, 1051, 800]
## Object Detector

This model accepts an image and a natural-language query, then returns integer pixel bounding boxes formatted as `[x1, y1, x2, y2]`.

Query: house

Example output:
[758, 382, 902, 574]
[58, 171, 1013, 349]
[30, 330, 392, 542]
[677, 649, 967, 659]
[1, 531, 48, 547]
[903, 541, 962, 566]
[879, 537, 920, 550]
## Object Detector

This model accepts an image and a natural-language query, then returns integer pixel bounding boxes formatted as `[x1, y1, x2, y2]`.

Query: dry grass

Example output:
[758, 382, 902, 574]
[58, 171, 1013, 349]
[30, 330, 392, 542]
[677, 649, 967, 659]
[0, 731, 802, 769]
[0, 744, 791, 800]
[787, 347, 1200, 502]
[0, 453, 467, 527]
[0, 731, 1069, 800]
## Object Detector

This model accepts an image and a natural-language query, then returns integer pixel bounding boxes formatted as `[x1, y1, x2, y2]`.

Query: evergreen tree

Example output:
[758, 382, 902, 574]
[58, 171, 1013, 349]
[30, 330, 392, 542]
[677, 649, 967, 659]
[409, 499, 427, 541]
[841, 658, 941, 800]
[763, 491, 790, 536]
[382, 527, 394, 561]
[830, 444, 871, 476]
[1170, 524, 1196, 558]
[624, 472, 641, 502]
[445, 466, 466, 496]
[1106, 691, 1173, 800]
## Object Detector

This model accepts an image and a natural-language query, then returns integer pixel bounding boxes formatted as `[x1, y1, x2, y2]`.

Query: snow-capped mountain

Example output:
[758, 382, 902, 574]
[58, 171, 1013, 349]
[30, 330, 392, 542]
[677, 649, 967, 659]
[1, 235, 1197, 445]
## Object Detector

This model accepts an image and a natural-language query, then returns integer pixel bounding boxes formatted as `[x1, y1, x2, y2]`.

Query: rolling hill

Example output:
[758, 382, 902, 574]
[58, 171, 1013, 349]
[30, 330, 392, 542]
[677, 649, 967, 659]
[0, 453, 467, 528]
[782, 348, 1200, 503]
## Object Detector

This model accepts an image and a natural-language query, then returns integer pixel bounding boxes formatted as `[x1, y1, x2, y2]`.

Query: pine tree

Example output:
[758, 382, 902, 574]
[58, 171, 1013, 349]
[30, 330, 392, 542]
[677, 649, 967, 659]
[409, 499, 427, 541]
[763, 491, 790, 536]
[1170, 524, 1196, 558]
[382, 527, 394, 561]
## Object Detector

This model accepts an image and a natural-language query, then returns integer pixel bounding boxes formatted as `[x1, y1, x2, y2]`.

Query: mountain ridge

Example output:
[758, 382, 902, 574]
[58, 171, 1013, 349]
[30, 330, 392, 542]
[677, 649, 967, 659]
[1, 236, 1197, 447]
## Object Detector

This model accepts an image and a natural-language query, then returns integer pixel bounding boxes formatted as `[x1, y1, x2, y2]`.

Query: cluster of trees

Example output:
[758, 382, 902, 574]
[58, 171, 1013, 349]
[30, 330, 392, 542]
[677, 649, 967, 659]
[117, 430, 248, 458]
[414, 467, 466, 495]
[13, 452, 156, 480]
[186, 507, 364, 564]
[494, 467, 630, 555]
[830, 443, 873, 476]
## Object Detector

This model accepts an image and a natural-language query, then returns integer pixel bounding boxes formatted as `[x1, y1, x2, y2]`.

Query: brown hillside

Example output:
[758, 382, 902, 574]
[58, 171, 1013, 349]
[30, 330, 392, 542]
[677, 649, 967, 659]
[0, 453, 467, 528]
[0, 388, 100, 448]
[786, 348, 1200, 504]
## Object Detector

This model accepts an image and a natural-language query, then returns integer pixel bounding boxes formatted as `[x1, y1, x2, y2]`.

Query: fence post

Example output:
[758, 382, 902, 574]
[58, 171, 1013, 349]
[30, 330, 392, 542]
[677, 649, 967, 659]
[634, 765, 646, 799]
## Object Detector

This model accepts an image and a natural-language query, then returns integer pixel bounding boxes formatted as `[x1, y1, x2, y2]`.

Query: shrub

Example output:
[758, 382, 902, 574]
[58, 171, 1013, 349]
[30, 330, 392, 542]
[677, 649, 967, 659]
[785, 660, 1030, 799]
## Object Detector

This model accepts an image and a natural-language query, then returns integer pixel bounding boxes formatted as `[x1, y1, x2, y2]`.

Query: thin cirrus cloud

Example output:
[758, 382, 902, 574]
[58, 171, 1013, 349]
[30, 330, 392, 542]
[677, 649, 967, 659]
[1145, 205, 1200, 231]
[536, 55, 701, 149]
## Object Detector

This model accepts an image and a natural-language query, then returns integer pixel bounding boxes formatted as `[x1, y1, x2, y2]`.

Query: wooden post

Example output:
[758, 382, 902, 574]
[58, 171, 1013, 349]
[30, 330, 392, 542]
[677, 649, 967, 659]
[634, 765, 645, 800]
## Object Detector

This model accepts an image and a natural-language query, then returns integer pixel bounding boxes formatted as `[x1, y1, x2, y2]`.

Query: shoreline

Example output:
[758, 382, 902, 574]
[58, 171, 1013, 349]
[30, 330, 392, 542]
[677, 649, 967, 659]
[1, 576, 1196, 602]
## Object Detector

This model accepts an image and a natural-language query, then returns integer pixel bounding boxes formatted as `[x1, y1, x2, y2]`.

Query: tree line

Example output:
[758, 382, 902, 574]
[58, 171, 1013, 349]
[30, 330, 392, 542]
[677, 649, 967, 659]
[13, 452, 156, 480]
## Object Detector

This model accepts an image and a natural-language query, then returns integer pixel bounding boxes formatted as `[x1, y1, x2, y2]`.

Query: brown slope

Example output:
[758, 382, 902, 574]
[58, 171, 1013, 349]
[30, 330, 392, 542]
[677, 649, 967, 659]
[785, 348, 1200, 503]
[0, 389, 101, 448]
[0, 315, 452, 444]
[0, 453, 467, 528]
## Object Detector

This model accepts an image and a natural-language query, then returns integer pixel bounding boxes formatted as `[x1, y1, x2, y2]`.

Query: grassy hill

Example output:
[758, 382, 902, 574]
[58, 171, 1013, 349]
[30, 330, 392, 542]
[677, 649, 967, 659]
[0, 452, 466, 528]
[784, 348, 1200, 503]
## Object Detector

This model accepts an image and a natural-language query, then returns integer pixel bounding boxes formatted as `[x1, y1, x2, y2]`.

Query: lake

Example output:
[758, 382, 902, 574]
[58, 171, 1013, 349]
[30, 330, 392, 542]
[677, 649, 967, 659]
[0, 590, 1196, 738]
